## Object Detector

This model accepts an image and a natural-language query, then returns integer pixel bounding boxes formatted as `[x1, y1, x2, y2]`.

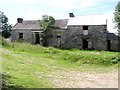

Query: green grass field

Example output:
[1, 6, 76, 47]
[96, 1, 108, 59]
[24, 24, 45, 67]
[0, 37, 119, 89]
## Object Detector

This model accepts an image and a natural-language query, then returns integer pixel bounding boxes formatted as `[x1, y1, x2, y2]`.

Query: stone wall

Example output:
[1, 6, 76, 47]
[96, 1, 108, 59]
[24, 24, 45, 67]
[45, 29, 66, 47]
[11, 29, 36, 43]
[61, 25, 107, 50]
[11, 25, 119, 51]
[107, 33, 119, 51]
[91, 25, 107, 50]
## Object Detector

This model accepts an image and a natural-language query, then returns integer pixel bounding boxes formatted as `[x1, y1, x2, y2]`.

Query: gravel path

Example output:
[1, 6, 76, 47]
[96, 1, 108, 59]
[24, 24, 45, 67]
[49, 70, 118, 88]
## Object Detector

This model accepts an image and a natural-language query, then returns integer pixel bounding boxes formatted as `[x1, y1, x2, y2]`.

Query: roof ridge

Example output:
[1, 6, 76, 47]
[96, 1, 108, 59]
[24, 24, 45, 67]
[12, 19, 68, 30]
[23, 20, 40, 21]
[55, 19, 68, 20]
[23, 19, 68, 22]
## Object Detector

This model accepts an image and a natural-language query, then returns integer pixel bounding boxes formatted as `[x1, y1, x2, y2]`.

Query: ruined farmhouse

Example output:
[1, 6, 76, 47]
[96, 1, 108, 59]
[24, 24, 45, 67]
[11, 13, 119, 51]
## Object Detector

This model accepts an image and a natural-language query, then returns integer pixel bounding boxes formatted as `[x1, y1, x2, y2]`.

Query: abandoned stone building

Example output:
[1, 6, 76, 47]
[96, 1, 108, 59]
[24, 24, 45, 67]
[11, 13, 119, 51]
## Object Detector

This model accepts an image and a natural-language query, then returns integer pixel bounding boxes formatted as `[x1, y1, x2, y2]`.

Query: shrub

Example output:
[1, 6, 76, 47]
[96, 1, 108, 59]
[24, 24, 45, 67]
[0, 35, 10, 47]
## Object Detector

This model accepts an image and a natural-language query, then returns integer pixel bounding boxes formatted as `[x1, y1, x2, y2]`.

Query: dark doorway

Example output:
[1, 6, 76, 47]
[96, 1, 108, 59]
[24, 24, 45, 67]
[57, 35, 61, 47]
[82, 39, 88, 49]
[35, 33, 40, 44]
[19, 33, 23, 39]
[107, 40, 111, 51]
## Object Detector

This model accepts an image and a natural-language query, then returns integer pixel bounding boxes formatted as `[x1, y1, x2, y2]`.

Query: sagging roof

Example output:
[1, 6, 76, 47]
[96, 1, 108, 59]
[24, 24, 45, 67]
[12, 19, 68, 30]
[12, 20, 40, 30]
[67, 15, 107, 26]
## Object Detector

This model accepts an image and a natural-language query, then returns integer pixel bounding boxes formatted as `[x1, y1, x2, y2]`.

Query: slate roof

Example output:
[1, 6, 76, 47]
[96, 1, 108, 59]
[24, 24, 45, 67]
[12, 19, 68, 30]
[68, 15, 107, 26]
[12, 20, 41, 30]
[54, 19, 68, 29]
[107, 33, 118, 40]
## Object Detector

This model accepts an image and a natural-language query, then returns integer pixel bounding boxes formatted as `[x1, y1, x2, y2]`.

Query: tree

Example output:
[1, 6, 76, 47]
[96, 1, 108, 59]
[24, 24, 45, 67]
[114, 1, 120, 32]
[0, 11, 11, 38]
[40, 15, 55, 46]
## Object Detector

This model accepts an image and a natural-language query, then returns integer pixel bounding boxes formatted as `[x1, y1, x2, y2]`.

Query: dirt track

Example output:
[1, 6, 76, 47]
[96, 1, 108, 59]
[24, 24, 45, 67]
[49, 70, 118, 88]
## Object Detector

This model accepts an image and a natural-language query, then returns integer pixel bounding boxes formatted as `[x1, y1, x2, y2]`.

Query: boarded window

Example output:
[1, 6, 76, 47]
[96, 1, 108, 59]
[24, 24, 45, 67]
[19, 33, 23, 39]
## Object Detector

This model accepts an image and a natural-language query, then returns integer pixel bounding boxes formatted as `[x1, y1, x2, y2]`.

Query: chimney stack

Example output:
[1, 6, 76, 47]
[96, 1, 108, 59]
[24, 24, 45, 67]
[17, 18, 23, 23]
[69, 13, 75, 17]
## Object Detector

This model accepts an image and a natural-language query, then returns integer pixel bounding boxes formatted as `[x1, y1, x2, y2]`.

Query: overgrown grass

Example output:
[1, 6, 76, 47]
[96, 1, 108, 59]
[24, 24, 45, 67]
[1, 36, 119, 89]
[2, 41, 119, 66]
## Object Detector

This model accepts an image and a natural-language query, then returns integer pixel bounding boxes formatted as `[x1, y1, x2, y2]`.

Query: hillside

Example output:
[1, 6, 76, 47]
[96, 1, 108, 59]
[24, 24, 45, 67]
[0, 38, 119, 89]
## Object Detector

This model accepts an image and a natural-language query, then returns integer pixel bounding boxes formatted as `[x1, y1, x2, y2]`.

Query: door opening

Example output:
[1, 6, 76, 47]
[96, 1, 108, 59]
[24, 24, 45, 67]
[35, 33, 40, 44]
[107, 40, 111, 51]
[57, 35, 61, 47]
[82, 39, 88, 49]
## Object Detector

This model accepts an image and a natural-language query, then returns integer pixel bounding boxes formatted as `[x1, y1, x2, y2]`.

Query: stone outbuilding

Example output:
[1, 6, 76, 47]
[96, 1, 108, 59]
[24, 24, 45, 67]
[11, 14, 119, 51]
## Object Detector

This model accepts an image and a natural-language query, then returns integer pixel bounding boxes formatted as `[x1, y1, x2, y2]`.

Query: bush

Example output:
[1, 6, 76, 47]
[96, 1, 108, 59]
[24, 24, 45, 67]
[62, 51, 119, 66]
[0, 35, 10, 47]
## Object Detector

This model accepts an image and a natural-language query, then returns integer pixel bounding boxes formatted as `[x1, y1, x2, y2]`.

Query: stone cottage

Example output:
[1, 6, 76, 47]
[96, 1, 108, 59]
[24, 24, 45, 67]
[61, 14, 119, 51]
[11, 14, 119, 51]
[11, 18, 68, 46]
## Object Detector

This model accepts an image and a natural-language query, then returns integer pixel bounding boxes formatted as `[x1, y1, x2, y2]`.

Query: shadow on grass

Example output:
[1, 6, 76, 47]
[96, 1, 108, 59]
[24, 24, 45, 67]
[2, 74, 54, 90]
[2, 73, 25, 90]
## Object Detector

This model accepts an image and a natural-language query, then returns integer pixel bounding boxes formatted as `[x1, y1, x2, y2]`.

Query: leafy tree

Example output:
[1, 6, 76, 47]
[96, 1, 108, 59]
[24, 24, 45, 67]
[114, 1, 120, 32]
[0, 11, 11, 38]
[40, 15, 55, 46]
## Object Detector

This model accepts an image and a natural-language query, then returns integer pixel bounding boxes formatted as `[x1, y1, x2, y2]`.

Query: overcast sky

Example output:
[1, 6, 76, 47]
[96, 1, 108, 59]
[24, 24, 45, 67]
[0, 0, 119, 33]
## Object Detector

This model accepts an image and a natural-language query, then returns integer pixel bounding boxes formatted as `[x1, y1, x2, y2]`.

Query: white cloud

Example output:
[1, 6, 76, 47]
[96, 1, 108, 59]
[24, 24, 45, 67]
[0, 0, 39, 4]
[0, 0, 118, 27]
[22, 9, 68, 20]
[80, 0, 97, 8]
[94, 0, 119, 2]
[0, 0, 98, 10]
[40, 0, 97, 10]
[8, 8, 68, 24]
